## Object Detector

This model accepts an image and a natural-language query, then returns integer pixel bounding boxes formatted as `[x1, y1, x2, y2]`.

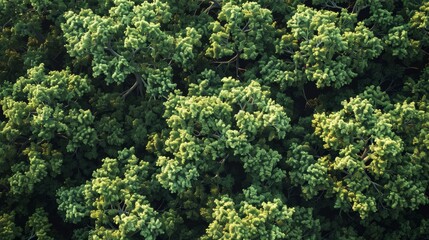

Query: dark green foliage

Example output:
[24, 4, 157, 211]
[1, 0, 428, 239]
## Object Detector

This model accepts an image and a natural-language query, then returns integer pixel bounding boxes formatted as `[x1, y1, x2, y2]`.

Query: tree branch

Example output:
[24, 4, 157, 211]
[105, 41, 121, 58]
[121, 73, 147, 98]
[213, 52, 239, 64]
[2, 18, 12, 29]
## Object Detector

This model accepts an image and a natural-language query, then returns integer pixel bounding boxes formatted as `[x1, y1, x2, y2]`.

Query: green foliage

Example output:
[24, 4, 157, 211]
[26, 208, 53, 240]
[410, 2, 429, 32]
[0, 213, 21, 240]
[0, 64, 95, 195]
[384, 25, 419, 59]
[202, 186, 320, 239]
[286, 143, 331, 199]
[1, 0, 429, 239]
[61, 0, 204, 98]
[57, 148, 164, 240]
[0, 0, 68, 82]
[273, 5, 383, 88]
[157, 78, 290, 193]
[312, 86, 429, 218]
[206, 1, 275, 60]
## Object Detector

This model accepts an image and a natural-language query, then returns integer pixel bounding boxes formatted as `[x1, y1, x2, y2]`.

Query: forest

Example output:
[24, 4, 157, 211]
[0, 0, 428, 239]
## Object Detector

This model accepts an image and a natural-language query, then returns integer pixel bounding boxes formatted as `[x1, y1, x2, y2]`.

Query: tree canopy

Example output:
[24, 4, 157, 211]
[1, 0, 428, 239]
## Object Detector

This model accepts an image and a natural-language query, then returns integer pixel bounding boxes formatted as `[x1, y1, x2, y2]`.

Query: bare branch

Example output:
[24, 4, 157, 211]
[121, 73, 147, 98]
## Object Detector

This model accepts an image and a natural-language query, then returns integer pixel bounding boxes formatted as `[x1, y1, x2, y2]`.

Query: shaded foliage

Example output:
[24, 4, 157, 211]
[1, 0, 428, 239]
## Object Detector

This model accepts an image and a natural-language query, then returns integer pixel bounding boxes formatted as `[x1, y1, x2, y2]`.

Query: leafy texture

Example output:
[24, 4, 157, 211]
[272, 5, 383, 88]
[157, 78, 291, 193]
[1, 0, 429, 239]
[57, 148, 164, 240]
[1, 64, 95, 194]
[312, 87, 429, 218]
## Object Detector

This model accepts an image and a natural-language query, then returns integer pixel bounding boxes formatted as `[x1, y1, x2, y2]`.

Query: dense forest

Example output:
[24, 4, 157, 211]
[1, 0, 428, 239]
